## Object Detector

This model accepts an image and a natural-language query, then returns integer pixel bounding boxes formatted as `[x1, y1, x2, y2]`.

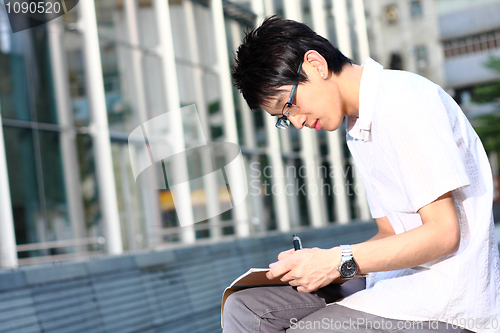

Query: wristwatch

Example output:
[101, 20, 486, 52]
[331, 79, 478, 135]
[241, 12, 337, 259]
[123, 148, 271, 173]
[337, 245, 358, 279]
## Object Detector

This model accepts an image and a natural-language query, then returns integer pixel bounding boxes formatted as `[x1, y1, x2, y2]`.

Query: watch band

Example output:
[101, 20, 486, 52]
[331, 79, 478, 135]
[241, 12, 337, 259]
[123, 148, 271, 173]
[340, 245, 353, 260]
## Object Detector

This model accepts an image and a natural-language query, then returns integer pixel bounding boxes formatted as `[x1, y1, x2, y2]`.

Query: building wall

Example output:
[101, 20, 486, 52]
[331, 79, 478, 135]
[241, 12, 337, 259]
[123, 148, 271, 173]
[439, 0, 500, 90]
[364, 0, 445, 86]
[437, 0, 500, 15]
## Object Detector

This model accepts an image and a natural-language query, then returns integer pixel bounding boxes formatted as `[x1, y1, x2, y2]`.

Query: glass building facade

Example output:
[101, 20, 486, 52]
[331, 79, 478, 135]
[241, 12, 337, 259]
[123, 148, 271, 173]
[0, 0, 371, 267]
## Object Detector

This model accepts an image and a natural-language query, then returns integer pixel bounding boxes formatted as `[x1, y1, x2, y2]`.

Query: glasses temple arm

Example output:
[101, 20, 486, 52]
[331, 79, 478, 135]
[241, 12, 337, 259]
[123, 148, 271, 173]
[288, 61, 303, 103]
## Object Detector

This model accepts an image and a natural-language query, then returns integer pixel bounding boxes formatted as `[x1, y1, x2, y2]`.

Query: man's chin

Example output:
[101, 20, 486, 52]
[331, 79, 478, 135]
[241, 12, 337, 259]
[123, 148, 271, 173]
[326, 123, 342, 132]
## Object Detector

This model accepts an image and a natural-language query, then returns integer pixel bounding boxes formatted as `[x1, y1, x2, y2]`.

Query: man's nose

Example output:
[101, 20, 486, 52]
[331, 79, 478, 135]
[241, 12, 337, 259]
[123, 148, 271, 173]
[289, 114, 307, 130]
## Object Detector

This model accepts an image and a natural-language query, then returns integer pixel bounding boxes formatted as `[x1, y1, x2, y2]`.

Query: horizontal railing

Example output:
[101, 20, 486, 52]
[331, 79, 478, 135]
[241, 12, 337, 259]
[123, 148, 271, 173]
[15, 237, 105, 252]
[4, 237, 107, 266]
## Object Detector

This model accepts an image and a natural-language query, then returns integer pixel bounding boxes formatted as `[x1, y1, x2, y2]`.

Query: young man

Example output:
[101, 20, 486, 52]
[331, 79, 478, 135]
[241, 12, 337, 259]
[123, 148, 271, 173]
[224, 16, 500, 333]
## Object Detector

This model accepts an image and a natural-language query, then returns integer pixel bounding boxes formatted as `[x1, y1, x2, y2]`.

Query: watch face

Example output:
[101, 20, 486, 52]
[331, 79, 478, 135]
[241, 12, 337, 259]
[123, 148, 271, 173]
[340, 260, 357, 278]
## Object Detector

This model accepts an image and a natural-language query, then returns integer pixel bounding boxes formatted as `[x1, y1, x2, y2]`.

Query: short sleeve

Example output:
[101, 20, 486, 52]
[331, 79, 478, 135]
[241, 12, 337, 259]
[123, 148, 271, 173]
[382, 85, 470, 212]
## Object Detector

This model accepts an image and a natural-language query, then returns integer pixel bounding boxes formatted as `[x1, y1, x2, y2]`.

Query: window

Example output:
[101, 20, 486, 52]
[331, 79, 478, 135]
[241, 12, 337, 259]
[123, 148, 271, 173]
[389, 53, 403, 70]
[411, 0, 423, 18]
[384, 5, 399, 24]
[443, 30, 500, 58]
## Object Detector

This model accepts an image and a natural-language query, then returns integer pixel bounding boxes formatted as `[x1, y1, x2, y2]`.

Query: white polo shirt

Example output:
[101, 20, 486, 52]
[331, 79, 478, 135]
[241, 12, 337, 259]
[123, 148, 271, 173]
[337, 58, 500, 332]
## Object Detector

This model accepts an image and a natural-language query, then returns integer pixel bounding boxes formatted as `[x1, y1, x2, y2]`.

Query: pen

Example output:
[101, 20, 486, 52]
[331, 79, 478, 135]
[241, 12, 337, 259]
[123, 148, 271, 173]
[292, 234, 302, 251]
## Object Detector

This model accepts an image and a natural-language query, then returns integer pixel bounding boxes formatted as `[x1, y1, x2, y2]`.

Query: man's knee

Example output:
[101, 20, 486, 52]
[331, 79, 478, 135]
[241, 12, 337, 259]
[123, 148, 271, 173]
[225, 286, 290, 318]
[223, 290, 264, 332]
[224, 289, 260, 322]
[225, 291, 247, 314]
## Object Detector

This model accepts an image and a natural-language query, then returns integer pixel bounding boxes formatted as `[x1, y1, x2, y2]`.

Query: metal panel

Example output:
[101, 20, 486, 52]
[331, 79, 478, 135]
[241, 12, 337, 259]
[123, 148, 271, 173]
[0, 289, 38, 333]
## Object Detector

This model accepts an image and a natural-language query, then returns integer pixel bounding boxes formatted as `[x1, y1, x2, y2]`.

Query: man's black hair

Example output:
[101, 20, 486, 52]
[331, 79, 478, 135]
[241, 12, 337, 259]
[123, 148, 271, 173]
[231, 16, 352, 111]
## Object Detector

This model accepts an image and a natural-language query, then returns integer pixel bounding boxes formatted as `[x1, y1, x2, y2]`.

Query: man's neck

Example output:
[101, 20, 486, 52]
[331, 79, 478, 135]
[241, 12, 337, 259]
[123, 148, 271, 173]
[335, 63, 363, 118]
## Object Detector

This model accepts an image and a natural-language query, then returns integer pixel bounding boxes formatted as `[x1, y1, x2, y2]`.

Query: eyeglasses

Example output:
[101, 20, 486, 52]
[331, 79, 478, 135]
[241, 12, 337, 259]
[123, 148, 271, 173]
[275, 61, 303, 129]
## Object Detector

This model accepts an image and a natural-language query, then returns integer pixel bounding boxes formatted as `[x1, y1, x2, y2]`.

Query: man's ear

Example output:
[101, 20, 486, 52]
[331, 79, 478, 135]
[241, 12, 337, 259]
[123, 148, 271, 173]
[304, 50, 329, 78]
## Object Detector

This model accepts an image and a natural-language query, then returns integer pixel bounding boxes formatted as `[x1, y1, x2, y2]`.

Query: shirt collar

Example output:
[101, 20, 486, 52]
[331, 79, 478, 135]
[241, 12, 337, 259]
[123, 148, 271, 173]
[346, 57, 384, 141]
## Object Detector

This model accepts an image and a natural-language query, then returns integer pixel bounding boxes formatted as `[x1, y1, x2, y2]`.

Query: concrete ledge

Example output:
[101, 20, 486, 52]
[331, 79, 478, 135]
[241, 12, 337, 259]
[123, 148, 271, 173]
[22, 262, 88, 285]
[133, 249, 176, 269]
[86, 255, 135, 275]
[0, 271, 26, 292]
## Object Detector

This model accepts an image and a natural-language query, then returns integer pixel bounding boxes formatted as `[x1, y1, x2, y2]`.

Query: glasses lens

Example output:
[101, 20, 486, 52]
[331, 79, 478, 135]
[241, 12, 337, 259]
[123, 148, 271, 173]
[283, 104, 298, 118]
[276, 117, 290, 129]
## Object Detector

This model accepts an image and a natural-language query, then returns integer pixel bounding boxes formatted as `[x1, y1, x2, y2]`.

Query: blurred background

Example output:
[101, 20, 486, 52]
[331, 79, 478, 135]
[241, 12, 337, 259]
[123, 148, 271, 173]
[0, 0, 500, 266]
[0, 0, 500, 332]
